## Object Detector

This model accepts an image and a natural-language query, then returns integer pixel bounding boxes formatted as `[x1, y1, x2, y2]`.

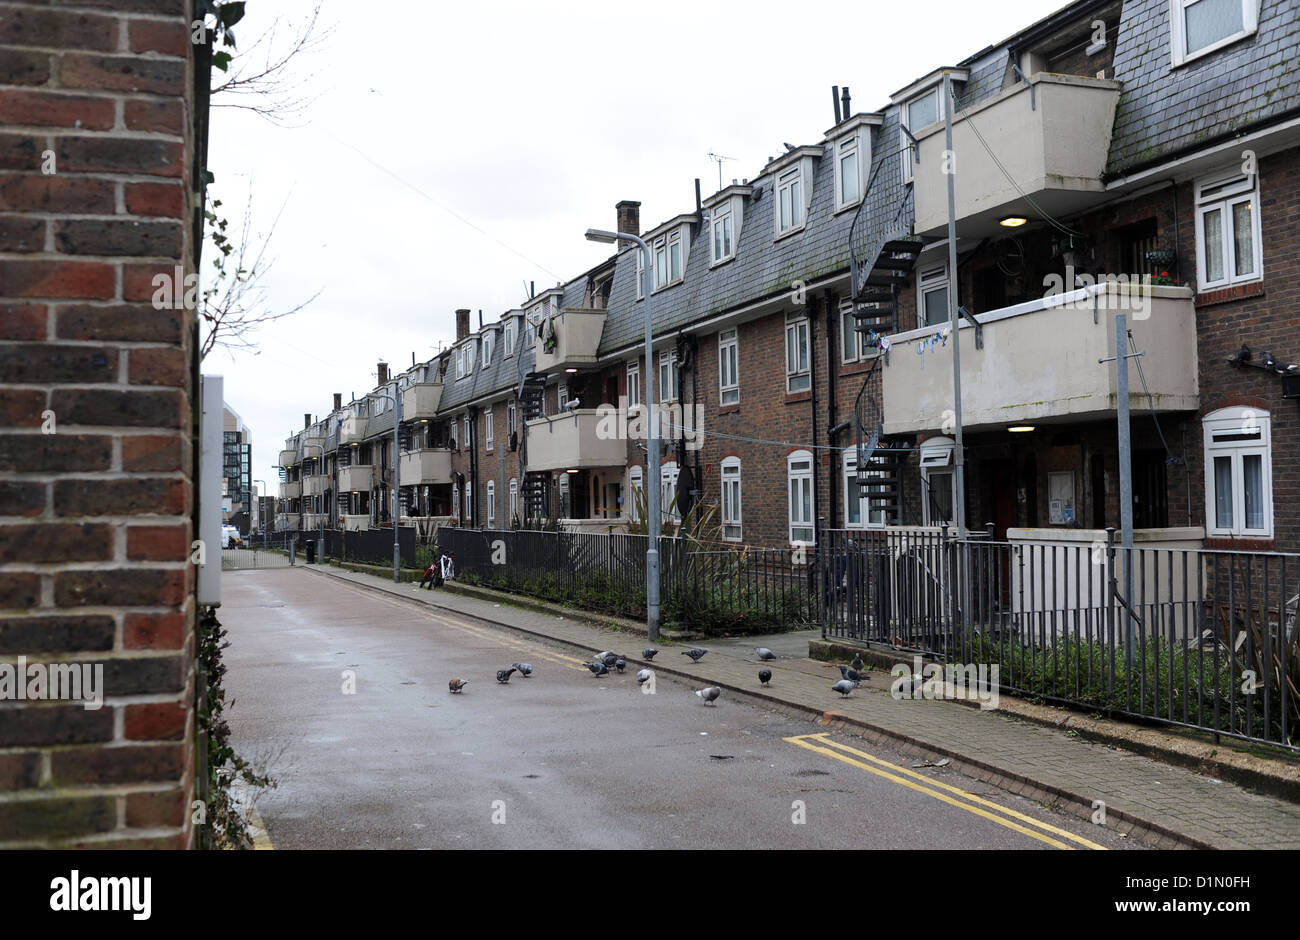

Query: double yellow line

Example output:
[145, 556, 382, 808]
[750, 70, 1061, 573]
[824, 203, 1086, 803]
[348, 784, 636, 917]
[785, 733, 1106, 850]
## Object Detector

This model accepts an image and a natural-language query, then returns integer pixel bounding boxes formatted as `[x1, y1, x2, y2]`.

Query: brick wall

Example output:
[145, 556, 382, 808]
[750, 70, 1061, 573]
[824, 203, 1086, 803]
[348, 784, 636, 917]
[0, 0, 198, 847]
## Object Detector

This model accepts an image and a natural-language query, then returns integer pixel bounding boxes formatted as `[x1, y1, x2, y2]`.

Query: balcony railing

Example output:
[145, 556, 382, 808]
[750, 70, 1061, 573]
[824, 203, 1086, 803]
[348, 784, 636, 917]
[302, 475, 327, 497]
[338, 464, 374, 492]
[274, 512, 300, 531]
[881, 282, 1198, 435]
[532, 307, 606, 373]
[401, 382, 444, 420]
[399, 447, 453, 485]
[280, 480, 302, 499]
[912, 73, 1121, 237]
[339, 415, 366, 447]
[278, 448, 297, 468]
[342, 513, 371, 531]
[525, 410, 626, 473]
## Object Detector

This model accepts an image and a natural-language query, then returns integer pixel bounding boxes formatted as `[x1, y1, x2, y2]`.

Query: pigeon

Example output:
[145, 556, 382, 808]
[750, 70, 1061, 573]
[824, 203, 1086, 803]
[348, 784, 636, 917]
[642, 648, 659, 661]
[584, 661, 609, 677]
[596, 651, 615, 662]
[758, 668, 772, 686]
[496, 667, 516, 684]
[850, 652, 865, 672]
[755, 647, 777, 661]
[511, 662, 533, 677]
[831, 679, 856, 697]
[636, 668, 653, 685]
[695, 686, 721, 705]
[602, 652, 620, 668]
[614, 658, 627, 673]
[448, 678, 468, 694]
[682, 648, 708, 662]
[838, 665, 865, 684]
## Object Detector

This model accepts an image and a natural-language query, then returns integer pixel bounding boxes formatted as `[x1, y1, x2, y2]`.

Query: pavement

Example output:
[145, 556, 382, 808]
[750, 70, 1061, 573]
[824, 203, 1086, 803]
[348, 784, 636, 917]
[286, 562, 1300, 849]
[221, 568, 1136, 850]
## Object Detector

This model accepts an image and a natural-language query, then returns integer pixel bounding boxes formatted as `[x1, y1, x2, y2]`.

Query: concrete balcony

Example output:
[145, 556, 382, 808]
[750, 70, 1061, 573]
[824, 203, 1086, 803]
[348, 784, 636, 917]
[912, 73, 1121, 238]
[279, 448, 297, 468]
[280, 480, 302, 499]
[881, 283, 1198, 436]
[302, 474, 327, 497]
[402, 382, 444, 420]
[399, 447, 453, 485]
[525, 410, 626, 473]
[302, 513, 328, 531]
[274, 513, 300, 531]
[339, 415, 366, 447]
[338, 464, 373, 492]
[532, 308, 606, 373]
[342, 514, 370, 531]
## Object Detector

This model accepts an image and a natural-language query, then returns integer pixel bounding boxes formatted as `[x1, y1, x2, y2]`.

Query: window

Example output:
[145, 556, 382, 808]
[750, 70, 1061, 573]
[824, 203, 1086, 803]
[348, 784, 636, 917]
[463, 416, 471, 449]
[787, 450, 814, 544]
[628, 466, 643, 522]
[558, 384, 568, 410]
[836, 134, 862, 210]
[507, 400, 516, 437]
[485, 408, 494, 450]
[482, 330, 493, 367]
[919, 437, 957, 526]
[901, 87, 942, 183]
[504, 320, 515, 357]
[711, 202, 735, 264]
[918, 263, 950, 327]
[776, 166, 804, 234]
[785, 312, 810, 393]
[635, 250, 645, 301]
[465, 482, 472, 526]
[455, 345, 464, 379]
[718, 329, 739, 405]
[841, 301, 872, 363]
[452, 482, 460, 522]
[659, 350, 678, 403]
[652, 229, 684, 290]
[627, 360, 641, 409]
[1170, 0, 1259, 66]
[508, 478, 518, 524]
[486, 480, 496, 527]
[844, 450, 886, 528]
[720, 457, 742, 541]
[1203, 407, 1272, 537]
[661, 461, 681, 523]
[1194, 170, 1261, 291]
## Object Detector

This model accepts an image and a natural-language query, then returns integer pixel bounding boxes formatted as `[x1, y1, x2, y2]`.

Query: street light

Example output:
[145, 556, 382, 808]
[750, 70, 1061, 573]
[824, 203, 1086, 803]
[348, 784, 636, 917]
[585, 226, 660, 641]
[254, 479, 266, 535]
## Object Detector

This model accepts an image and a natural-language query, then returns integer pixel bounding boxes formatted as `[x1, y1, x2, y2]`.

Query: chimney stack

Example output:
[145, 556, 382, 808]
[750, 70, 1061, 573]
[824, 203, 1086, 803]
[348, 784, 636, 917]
[832, 85, 842, 124]
[333, 392, 342, 412]
[455, 308, 471, 340]
[377, 362, 388, 386]
[616, 200, 640, 237]
[840, 86, 852, 119]
[303, 413, 311, 430]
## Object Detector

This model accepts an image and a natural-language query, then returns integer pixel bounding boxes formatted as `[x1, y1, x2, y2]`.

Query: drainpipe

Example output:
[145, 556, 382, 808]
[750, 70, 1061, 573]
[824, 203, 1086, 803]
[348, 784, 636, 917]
[809, 300, 819, 544]
[468, 406, 479, 528]
[824, 289, 838, 530]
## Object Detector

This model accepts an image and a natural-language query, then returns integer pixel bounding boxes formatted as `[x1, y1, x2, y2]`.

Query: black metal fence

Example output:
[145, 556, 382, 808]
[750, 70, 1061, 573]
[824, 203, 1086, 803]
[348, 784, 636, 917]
[825, 527, 1298, 751]
[318, 526, 417, 567]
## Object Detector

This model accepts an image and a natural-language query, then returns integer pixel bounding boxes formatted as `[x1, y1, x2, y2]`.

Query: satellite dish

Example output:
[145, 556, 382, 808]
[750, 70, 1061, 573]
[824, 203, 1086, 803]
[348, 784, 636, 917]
[676, 465, 696, 519]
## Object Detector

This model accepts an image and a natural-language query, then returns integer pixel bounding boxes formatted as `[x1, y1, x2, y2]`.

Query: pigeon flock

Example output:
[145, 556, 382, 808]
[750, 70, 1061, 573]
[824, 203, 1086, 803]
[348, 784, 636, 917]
[447, 644, 872, 707]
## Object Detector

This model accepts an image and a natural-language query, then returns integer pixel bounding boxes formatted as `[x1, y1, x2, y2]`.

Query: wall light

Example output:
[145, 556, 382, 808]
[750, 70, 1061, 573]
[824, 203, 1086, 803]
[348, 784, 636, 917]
[1000, 216, 1028, 227]
[1008, 425, 1035, 433]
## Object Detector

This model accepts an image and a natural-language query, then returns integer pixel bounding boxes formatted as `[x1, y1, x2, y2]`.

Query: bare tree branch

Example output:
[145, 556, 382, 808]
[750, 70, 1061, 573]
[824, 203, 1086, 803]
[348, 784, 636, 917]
[210, 2, 331, 128]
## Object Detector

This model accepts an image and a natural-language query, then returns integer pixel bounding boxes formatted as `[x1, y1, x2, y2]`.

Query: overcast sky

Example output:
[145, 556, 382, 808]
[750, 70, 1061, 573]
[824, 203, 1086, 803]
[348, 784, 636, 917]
[205, 0, 1070, 497]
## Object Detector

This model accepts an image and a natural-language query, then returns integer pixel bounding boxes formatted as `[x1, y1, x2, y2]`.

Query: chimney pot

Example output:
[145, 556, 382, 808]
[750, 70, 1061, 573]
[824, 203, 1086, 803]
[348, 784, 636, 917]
[304, 413, 311, 430]
[455, 308, 471, 341]
[377, 362, 388, 386]
[333, 392, 342, 411]
[616, 200, 640, 238]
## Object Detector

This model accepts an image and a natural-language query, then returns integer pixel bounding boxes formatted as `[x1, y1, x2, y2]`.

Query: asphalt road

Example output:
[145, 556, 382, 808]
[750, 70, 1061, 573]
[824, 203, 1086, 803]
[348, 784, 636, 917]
[222, 568, 1140, 850]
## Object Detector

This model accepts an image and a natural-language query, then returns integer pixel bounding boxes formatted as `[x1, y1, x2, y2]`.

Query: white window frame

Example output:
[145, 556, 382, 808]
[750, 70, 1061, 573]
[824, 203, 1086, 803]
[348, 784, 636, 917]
[508, 478, 518, 524]
[785, 312, 810, 393]
[787, 450, 815, 545]
[711, 201, 735, 265]
[776, 165, 805, 236]
[628, 465, 643, 522]
[635, 250, 645, 301]
[558, 384, 568, 410]
[626, 360, 641, 409]
[652, 228, 684, 291]
[504, 320, 515, 358]
[718, 329, 739, 405]
[463, 415, 471, 449]
[486, 479, 496, 528]
[1194, 169, 1262, 291]
[918, 262, 950, 329]
[455, 345, 465, 380]
[720, 456, 742, 541]
[452, 483, 460, 522]
[843, 450, 886, 528]
[658, 350, 678, 404]
[919, 437, 958, 526]
[661, 460, 681, 523]
[1169, 0, 1259, 67]
[835, 133, 863, 212]
[1202, 407, 1272, 538]
[482, 331, 493, 367]
[901, 87, 943, 184]
[840, 300, 874, 363]
[485, 407, 494, 450]
[507, 399, 516, 438]
[465, 482, 472, 525]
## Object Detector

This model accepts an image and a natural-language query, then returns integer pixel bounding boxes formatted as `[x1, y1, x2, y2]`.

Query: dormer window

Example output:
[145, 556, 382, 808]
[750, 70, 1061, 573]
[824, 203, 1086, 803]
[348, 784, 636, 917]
[712, 202, 734, 263]
[1170, 0, 1259, 67]
[653, 230, 681, 289]
[836, 135, 861, 210]
[482, 330, 494, 368]
[703, 185, 749, 267]
[893, 69, 965, 184]
[504, 319, 516, 358]
[777, 166, 803, 234]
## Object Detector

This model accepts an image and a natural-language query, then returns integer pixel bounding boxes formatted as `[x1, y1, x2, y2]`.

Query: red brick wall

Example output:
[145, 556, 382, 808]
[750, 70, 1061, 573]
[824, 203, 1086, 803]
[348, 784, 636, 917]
[0, 0, 198, 847]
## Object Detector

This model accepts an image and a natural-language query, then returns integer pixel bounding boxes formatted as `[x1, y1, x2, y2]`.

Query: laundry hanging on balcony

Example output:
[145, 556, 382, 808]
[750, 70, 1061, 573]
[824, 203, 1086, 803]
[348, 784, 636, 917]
[541, 317, 557, 354]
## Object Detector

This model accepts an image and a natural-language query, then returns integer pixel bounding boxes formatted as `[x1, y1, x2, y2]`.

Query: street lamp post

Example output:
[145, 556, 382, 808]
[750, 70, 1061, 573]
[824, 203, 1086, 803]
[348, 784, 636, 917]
[370, 382, 403, 584]
[254, 479, 266, 535]
[585, 226, 659, 641]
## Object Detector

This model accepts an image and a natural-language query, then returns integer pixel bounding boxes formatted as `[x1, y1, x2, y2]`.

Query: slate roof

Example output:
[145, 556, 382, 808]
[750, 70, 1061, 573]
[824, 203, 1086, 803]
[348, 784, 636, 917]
[1106, 0, 1300, 175]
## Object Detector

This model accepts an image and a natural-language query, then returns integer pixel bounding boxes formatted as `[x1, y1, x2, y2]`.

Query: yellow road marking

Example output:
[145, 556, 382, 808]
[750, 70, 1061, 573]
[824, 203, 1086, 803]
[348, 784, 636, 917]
[785, 733, 1105, 850]
[246, 802, 274, 850]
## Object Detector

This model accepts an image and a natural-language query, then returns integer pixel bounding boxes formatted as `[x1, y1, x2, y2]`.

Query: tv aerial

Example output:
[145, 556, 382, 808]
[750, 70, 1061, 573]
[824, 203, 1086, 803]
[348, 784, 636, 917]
[707, 151, 737, 191]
